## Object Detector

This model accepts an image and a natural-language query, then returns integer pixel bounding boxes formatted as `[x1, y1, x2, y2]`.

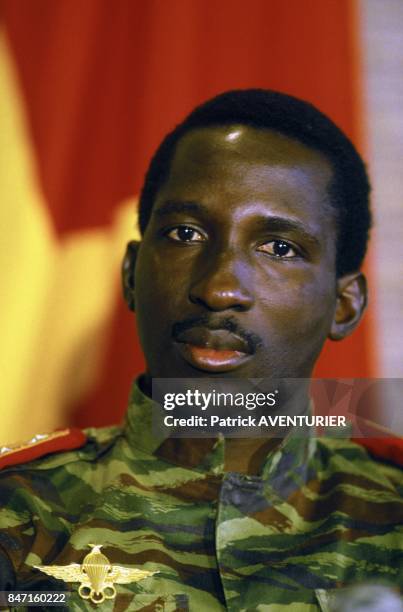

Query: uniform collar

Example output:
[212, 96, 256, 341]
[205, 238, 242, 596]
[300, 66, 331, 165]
[124, 378, 316, 483]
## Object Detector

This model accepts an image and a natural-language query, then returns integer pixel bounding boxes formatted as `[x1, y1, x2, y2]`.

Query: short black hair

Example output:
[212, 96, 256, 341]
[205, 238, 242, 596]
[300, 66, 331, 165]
[139, 89, 371, 277]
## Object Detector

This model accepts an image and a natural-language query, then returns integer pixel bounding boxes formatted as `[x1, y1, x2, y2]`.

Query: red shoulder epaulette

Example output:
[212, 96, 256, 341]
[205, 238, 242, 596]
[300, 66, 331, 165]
[352, 418, 403, 467]
[0, 428, 87, 470]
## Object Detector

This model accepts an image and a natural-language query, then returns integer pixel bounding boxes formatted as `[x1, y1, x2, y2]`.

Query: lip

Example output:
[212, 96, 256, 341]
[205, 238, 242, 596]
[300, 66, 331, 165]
[174, 327, 253, 373]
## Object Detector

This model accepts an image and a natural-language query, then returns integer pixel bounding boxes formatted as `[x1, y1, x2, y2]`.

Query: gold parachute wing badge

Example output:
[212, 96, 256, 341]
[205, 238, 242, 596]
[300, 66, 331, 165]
[35, 544, 158, 604]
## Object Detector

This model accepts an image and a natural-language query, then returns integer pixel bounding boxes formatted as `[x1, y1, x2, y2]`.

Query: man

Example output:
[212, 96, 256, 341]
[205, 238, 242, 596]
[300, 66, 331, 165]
[0, 90, 402, 611]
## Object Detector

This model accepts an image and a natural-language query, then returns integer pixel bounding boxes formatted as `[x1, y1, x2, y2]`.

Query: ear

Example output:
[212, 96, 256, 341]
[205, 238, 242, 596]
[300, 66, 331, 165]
[329, 272, 367, 341]
[122, 240, 140, 312]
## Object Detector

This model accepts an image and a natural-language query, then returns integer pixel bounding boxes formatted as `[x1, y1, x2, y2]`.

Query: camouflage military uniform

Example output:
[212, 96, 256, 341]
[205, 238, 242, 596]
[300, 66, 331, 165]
[0, 381, 402, 611]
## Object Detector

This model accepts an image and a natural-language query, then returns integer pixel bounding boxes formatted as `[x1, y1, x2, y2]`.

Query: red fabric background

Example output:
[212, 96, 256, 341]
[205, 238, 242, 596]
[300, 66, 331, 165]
[1, 0, 375, 427]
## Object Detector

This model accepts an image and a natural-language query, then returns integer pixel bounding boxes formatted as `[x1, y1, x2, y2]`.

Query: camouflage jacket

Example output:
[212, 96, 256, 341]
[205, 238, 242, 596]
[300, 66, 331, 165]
[0, 382, 403, 611]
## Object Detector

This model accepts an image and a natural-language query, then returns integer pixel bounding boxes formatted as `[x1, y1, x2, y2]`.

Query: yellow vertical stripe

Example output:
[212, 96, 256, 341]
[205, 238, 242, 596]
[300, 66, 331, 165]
[0, 30, 138, 443]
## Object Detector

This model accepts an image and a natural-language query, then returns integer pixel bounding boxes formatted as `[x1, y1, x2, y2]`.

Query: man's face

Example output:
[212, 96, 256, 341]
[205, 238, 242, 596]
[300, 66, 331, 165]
[133, 125, 341, 381]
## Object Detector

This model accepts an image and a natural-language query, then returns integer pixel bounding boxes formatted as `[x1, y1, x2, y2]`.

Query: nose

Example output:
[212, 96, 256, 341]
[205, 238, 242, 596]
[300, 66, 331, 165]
[189, 251, 254, 312]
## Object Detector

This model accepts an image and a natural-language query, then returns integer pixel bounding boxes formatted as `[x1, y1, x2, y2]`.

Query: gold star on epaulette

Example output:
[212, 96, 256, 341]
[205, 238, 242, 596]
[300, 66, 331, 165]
[0, 428, 86, 469]
[0, 433, 50, 455]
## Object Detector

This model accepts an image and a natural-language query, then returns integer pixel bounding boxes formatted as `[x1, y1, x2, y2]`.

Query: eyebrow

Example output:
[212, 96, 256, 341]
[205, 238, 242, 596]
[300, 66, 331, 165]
[257, 216, 321, 248]
[154, 200, 208, 218]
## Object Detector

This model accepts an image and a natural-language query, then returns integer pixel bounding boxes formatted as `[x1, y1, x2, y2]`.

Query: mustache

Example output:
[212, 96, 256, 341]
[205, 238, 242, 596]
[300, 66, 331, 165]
[172, 315, 262, 354]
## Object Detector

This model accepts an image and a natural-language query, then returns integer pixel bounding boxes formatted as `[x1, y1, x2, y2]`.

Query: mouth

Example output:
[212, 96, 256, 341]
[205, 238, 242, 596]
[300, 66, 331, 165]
[174, 327, 253, 373]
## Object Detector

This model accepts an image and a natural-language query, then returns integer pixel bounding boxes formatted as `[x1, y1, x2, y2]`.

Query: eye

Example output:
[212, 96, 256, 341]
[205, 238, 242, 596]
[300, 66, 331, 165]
[257, 240, 299, 258]
[165, 225, 206, 243]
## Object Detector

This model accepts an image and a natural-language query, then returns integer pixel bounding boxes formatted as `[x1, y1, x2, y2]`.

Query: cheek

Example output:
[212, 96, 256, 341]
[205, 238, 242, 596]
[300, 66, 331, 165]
[257, 272, 336, 339]
[135, 247, 188, 320]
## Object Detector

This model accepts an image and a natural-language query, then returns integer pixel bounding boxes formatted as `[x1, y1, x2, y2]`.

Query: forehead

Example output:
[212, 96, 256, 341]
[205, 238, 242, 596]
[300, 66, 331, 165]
[155, 125, 335, 229]
[170, 124, 332, 177]
[172, 124, 332, 168]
